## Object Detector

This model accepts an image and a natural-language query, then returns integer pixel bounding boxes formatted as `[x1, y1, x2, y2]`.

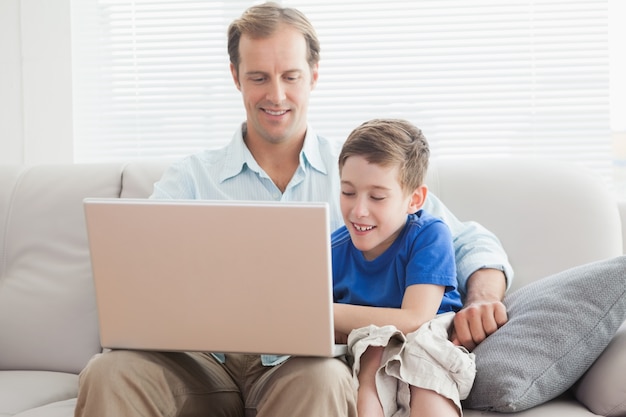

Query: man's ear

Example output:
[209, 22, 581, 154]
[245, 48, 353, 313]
[407, 185, 428, 214]
[310, 63, 319, 89]
[230, 63, 241, 91]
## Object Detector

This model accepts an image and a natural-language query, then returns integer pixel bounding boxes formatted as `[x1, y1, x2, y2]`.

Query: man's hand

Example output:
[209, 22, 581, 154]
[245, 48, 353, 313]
[450, 268, 508, 351]
[451, 299, 508, 351]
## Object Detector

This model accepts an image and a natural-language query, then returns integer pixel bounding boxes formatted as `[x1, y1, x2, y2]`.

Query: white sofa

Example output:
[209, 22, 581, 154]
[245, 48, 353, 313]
[0, 157, 624, 417]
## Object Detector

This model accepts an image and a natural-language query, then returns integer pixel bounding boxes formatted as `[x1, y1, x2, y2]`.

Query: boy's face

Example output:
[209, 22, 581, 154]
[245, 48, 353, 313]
[340, 155, 425, 261]
[230, 24, 318, 146]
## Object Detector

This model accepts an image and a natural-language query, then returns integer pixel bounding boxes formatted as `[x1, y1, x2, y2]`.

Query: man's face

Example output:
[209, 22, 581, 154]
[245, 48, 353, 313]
[231, 24, 318, 146]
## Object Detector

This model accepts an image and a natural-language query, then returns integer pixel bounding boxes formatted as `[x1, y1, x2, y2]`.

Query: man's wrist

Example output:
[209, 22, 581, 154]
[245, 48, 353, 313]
[465, 268, 506, 304]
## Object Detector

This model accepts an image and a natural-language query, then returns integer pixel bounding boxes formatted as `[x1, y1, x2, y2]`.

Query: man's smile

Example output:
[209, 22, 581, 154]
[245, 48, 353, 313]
[263, 108, 289, 116]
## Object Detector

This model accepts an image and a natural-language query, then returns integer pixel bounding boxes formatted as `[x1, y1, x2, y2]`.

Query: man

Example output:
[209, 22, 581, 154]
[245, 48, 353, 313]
[75, 3, 511, 417]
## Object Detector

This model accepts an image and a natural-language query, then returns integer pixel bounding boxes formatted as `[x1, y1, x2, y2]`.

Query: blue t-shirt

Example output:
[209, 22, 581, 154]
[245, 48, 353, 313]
[332, 210, 462, 314]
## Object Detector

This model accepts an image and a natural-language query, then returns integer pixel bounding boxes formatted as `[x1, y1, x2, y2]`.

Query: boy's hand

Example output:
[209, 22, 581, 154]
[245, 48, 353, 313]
[335, 331, 348, 344]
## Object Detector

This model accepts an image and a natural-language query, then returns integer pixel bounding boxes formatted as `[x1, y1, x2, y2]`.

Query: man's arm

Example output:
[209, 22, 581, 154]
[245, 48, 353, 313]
[422, 192, 513, 350]
[150, 160, 194, 200]
[450, 268, 508, 350]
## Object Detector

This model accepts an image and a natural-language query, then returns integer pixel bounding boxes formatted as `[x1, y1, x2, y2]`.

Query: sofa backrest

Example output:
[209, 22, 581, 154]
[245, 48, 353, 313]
[0, 158, 621, 374]
[121, 160, 174, 198]
[0, 164, 123, 373]
[425, 157, 623, 292]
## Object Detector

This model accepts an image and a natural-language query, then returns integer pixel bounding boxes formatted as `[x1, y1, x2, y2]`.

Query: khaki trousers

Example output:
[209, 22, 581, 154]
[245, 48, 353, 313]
[75, 350, 356, 417]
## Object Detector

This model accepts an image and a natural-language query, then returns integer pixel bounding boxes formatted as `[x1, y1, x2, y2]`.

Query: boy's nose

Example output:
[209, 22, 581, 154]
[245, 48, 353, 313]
[352, 198, 369, 218]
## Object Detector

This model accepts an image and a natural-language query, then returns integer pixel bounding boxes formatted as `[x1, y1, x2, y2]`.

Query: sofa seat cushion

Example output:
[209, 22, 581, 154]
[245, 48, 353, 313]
[464, 255, 626, 412]
[11, 399, 76, 417]
[464, 392, 601, 417]
[0, 371, 77, 416]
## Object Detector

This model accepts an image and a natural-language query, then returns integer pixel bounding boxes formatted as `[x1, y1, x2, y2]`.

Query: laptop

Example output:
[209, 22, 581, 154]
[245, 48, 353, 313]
[83, 198, 347, 357]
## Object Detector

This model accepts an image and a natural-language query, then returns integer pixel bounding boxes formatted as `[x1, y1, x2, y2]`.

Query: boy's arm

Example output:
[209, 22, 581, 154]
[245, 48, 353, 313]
[334, 284, 445, 337]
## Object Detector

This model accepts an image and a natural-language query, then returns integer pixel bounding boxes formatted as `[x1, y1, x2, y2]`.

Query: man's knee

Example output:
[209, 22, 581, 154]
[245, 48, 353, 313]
[281, 357, 354, 398]
[79, 350, 144, 387]
[251, 358, 356, 417]
[306, 358, 352, 386]
[77, 350, 244, 417]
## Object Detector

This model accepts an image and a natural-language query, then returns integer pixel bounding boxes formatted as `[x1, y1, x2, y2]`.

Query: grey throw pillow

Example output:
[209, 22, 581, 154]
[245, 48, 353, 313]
[463, 255, 626, 412]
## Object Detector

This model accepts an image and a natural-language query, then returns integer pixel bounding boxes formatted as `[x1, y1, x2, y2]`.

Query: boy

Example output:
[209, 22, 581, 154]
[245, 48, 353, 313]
[332, 119, 476, 417]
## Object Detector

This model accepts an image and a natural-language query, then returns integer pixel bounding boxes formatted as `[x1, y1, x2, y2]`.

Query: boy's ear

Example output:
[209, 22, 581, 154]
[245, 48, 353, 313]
[407, 185, 428, 214]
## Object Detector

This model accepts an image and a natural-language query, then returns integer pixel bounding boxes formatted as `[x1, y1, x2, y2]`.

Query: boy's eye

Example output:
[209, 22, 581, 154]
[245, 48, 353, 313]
[341, 191, 355, 197]
[371, 196, 385, 201]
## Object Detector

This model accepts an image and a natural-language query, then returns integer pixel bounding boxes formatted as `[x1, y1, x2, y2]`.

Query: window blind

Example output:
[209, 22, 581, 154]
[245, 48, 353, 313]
[71, 0, 612, 186]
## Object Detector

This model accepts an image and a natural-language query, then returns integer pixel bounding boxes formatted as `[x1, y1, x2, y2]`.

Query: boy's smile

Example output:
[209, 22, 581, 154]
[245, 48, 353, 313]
[352, 223, 375, 232]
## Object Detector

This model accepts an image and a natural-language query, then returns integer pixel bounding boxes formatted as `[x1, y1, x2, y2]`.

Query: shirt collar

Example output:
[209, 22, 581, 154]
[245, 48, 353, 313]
[300, 125, 329, 175]
[218, 124, 252, 182]
[219, 123, 329, 183]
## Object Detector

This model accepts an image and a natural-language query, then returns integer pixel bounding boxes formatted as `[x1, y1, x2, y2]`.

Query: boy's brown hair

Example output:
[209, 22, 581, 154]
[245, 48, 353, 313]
[338, 118, 430, 194]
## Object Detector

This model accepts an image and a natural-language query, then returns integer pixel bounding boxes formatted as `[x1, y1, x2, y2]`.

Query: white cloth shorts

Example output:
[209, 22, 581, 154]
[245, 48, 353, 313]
[347, 312, 476, 417]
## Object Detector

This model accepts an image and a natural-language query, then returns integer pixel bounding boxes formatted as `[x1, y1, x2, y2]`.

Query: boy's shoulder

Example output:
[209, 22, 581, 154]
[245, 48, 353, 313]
[330, 225, 351, 247]
[409, 209, 441, 225]
[406, 210, 452, 237]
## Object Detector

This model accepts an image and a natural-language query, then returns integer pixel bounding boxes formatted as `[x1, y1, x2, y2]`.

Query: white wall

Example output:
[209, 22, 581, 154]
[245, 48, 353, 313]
[0, 0, 73, 164]
[0, 0, 23, 163]
[1, 0, 624, 168]
[619, 200, 626, 254]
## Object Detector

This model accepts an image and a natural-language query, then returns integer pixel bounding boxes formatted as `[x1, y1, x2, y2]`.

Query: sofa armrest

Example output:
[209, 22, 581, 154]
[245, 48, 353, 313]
[0, 164, 122, 373]
[617, 200, 626, 255]
[574, 322, 626, 416]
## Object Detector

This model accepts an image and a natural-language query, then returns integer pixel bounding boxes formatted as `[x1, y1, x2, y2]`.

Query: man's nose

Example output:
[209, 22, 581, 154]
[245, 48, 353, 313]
[266, 80, 286, 104]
